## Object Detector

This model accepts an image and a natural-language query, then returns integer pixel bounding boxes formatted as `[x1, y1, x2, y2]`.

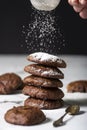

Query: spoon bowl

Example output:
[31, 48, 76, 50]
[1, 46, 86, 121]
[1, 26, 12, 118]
[66, 104, 80, 115]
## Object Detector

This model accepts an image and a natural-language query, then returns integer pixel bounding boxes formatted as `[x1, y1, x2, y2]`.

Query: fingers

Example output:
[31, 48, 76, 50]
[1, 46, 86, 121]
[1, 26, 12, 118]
[79, 8, 87, 19]
[68, 0, 87, 19]
[68, 0, 85, 13]
[68, 0, 79, 6]
[73, 5, 83, 12]
[68, 0, 87, 6]
[79, 0, 87, 5]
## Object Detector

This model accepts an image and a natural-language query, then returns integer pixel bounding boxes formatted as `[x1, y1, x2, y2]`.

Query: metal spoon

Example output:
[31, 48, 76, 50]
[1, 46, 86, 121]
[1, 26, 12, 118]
[53, 104, 80, 127]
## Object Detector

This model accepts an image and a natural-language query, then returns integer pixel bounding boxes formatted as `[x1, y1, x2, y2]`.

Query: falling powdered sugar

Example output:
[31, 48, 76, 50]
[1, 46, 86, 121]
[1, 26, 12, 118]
[21, 8, 66, 54]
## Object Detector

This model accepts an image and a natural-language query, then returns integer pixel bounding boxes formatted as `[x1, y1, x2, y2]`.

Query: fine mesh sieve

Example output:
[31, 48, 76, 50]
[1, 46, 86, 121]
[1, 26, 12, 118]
[30, 0, 61, 11]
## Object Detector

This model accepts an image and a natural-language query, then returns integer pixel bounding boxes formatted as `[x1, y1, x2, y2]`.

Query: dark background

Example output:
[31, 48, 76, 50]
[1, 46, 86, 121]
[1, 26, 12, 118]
[0, 0, 87, 55]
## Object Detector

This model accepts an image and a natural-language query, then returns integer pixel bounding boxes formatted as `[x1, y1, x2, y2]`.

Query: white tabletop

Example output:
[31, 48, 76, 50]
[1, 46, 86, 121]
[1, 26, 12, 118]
[0, 54, 87, 130]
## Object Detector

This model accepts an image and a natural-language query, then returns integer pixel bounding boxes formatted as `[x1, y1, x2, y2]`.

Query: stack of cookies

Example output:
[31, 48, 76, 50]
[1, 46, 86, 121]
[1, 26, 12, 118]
[22, 52, 66, 109]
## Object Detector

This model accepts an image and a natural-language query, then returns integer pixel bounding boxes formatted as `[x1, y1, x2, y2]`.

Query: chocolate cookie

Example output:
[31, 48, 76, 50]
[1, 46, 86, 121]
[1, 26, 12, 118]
[24, 97, 64, 109]
[67, 80, 87, 93]
[22, 85, 64, 100]
[0, 73, 23, 94]
[4, 106, 46, 125]
[23, 75, 63, 88]
[27, 52, 66, 68]
[24, 64, 64, 79]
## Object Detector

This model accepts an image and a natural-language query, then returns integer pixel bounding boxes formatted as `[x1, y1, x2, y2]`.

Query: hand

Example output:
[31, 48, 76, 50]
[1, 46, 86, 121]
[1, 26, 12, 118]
[68, 0, 87, 19]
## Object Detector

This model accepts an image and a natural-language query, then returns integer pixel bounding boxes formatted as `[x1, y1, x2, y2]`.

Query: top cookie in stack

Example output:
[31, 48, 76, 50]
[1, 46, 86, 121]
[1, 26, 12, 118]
[27, 52, 66, 68]
[23, 52, 67, 109]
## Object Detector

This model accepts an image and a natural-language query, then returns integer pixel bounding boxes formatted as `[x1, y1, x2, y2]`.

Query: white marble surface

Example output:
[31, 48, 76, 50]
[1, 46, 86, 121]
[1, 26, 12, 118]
[0, 54, 87, 130]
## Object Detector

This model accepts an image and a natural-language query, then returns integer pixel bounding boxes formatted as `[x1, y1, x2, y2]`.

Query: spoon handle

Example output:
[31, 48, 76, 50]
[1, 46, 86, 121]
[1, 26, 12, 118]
[53, 112, 67, 127]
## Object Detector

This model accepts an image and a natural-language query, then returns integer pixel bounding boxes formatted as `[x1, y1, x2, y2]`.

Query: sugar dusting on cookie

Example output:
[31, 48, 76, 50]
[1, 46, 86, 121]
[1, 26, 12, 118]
[21, 7, 66, 54]
[41, 69, 63, 77]
[24, 64, 64, 79]
[34, 66, 63, 77]
[29, 52, 63, 63]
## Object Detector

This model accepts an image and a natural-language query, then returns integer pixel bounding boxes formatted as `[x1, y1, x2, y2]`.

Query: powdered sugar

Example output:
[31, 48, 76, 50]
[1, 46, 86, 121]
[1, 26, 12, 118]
[21, 8, 66, 54]
[29, 52, 63, 63]
[27, 64, 64, 78]
[41, 69, 63, 77]
[32, 67, 63, 77]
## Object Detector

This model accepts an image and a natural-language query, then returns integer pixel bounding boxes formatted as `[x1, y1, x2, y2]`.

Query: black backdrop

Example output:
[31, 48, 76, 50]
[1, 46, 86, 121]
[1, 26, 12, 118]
[0, 0, 87, 54]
